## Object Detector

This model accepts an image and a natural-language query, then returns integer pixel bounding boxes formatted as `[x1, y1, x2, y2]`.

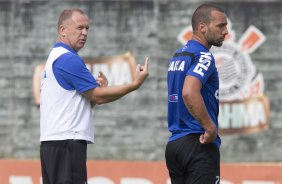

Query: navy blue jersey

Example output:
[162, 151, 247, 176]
[167, 40, 221, 147]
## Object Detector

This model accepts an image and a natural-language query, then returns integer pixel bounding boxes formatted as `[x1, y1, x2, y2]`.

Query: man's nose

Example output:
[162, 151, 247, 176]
[223, 27, 228, 35]
[82, 28, 88, 35]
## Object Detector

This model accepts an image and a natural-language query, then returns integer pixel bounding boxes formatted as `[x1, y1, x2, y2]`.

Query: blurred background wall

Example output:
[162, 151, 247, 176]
[0, 0, 281, 163]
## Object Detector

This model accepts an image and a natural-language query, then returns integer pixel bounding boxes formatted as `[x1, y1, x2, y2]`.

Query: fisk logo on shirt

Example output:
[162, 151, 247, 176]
[193, 52, 211, 77]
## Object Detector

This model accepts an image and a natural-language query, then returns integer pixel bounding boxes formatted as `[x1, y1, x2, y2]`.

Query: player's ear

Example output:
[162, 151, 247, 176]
[199, 23, 207, 34]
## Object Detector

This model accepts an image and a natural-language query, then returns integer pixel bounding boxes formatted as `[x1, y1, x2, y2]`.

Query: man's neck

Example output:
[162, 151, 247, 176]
[191, 33, 211, 49]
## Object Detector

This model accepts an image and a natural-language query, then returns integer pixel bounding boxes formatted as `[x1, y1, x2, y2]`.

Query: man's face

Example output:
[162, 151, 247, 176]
[205, 11, 228, 47]
[62, 12, 89, 52]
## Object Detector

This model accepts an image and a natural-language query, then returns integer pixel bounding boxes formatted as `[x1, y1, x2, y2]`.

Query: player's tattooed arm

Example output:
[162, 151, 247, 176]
[182, 75, 217, 143]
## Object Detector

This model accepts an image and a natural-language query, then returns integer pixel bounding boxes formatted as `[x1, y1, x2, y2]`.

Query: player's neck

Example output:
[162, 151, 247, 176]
[191, 34, 211, 50]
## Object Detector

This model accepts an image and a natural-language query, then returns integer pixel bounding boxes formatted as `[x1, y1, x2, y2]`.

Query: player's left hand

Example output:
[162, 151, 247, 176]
[199, 123, 217, 144]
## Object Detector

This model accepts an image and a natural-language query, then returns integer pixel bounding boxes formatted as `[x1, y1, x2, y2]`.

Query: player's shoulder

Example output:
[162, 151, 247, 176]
[172, 45, 195, 59]
[175, 40, 205, 57]
[188, 46, 213, 63]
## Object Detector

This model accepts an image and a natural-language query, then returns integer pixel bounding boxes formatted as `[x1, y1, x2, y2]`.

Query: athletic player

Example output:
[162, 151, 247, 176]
[40, 8, 149, 184]
[166, 3, 228, 184]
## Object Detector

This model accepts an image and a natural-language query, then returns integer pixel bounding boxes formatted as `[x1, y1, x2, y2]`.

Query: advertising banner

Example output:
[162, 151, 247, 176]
[0, 160, 281, 184]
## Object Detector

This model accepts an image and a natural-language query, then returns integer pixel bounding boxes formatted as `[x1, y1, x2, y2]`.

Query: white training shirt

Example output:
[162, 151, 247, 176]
[40, 43, 97, 143]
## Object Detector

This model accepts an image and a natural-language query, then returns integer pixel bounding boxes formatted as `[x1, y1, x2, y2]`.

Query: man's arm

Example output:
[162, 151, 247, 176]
[182, 75, 217, 144]
[83, 58, 149, 105]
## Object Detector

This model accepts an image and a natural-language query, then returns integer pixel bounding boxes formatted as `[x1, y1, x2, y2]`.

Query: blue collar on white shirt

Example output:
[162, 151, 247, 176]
[53, 42, 77, 54]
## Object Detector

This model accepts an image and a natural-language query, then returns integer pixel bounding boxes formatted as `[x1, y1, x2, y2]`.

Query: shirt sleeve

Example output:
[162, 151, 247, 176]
[53, 53, 99, 93]
[186, 51, 216, 85]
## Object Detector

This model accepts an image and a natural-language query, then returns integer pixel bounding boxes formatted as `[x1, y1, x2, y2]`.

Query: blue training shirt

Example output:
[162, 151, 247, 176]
[52, 42, 99, 93]
[167, 40, 221, 147]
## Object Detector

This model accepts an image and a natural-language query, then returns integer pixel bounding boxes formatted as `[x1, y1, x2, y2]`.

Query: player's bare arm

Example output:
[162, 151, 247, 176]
[83, 58, 149, 104]
[182, 75, 217, 144]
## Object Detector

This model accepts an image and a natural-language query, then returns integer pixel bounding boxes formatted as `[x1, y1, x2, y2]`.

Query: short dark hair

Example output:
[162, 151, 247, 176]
[192, 3, 225, 31]
[57, 8, 87, 31]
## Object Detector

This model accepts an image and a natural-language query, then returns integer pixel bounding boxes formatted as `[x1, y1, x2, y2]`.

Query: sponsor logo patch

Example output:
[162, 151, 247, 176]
[168, 94, 178, 102]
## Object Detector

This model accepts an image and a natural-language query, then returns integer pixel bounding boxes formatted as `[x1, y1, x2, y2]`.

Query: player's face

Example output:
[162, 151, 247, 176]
[64, 12, 89, 52]
[205, 11, 228, 47]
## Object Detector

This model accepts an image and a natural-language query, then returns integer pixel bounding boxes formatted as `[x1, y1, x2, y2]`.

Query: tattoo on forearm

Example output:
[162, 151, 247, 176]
[187, 103, 202, 123]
